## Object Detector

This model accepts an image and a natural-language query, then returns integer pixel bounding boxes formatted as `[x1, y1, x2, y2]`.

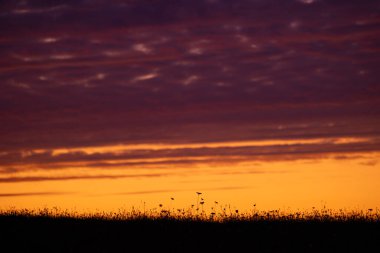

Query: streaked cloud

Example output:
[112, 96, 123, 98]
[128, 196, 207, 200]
[0, 192, 70, 197]
[0, 0, 379, 185]
[39, 37, 59, 44]
[132, 72, 158, 82]
[0, 137, 378, 178]
[0, 173, 164, 183]
[132, 43, 152, 54]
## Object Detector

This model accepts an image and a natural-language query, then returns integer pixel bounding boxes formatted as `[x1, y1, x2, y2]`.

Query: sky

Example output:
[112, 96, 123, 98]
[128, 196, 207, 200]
[0, 0, 379, 212]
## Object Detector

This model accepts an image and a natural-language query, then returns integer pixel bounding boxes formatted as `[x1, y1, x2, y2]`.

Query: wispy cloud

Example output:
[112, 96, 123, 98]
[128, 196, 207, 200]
[0, 173, 164, 183]
[105, 186, 249, 196]
[0, 137, 378, 167]
[0, 0, 379, 183]
[111, 189, 181, 196]
[0, 192, 70, 197]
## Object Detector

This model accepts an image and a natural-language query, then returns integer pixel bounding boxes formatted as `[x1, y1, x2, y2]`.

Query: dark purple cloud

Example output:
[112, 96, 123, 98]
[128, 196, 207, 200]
[103, 186, 248, 196]
[0, 173, 165, 183]
[0, 139, 378, 175]
[4, 139, 376, 183]
[0, 0, 379, 171]
[0, 191, 70, 197]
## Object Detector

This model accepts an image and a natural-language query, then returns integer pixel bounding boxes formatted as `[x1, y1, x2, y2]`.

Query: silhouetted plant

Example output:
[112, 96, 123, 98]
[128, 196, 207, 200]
[1, 196, 379, 223]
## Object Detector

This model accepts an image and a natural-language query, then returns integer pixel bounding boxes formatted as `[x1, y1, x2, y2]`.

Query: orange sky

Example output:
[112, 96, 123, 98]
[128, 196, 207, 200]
[1, 139, 379, 213]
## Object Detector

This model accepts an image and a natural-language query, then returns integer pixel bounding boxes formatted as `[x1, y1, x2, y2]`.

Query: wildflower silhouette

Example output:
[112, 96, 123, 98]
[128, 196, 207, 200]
[196, 192, 202, 212]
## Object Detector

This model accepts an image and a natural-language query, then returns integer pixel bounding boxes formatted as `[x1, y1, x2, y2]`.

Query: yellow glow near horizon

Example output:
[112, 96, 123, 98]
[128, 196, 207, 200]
[1, 152, 379, 213]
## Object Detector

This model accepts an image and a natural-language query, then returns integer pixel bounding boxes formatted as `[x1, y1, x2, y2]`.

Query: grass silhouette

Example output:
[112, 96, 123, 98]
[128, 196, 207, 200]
[1, 195, 379, 252]
[1, 205, 379, 222]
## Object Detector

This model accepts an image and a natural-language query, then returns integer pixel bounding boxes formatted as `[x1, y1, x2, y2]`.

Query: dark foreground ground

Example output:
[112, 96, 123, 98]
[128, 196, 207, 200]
[1, 216, 379, 253]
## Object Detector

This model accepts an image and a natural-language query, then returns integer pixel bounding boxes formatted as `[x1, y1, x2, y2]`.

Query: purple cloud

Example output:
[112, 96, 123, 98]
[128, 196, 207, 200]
[0, 0, 379, 175]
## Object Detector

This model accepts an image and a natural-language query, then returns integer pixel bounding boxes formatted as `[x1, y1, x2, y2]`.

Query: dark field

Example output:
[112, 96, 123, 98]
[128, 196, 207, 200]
[1, 208, 379, 253]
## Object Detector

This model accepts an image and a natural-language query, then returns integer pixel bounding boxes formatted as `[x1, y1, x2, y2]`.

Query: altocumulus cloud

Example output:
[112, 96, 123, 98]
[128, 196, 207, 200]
[0, 0, 379, 182]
